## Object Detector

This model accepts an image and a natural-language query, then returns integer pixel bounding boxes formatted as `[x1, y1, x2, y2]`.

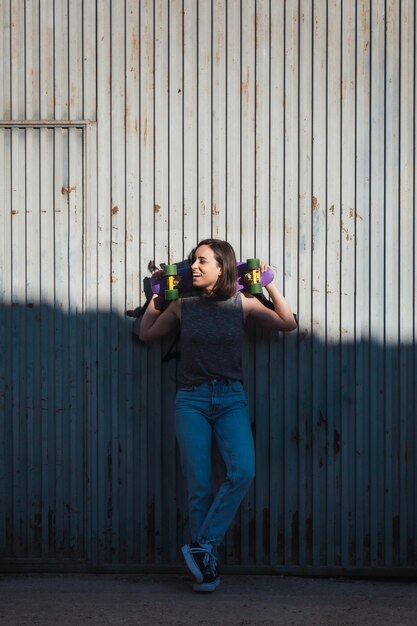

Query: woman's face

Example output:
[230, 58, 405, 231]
[190, 244, 222, 293]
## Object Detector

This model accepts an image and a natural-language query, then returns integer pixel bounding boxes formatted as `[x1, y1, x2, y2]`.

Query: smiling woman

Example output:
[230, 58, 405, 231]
[139, 239, 297, 593]
[189, 239, 237, 298]
[190, 244, 223, 293]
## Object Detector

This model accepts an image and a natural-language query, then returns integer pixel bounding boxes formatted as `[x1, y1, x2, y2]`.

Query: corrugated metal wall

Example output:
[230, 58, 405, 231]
[0, 0, 416, 573]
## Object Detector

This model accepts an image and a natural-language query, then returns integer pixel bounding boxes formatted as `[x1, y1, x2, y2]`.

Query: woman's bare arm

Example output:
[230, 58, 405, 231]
[241, 263, 297, 332]
[139, 294, 181, 342]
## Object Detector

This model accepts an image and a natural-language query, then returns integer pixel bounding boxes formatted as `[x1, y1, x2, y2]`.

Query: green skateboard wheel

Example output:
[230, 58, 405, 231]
[248, 282, 263, 295]
[247, 257, 260, 270]
[164, 264, 177, 276]
[165, 288, 179, 301]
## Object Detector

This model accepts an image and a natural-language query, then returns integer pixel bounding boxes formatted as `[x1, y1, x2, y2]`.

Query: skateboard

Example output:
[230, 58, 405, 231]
[151, 258, 274, 301]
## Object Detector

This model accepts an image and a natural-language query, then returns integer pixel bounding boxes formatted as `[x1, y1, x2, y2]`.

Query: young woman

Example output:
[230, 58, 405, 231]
[140, 239, 297, 592]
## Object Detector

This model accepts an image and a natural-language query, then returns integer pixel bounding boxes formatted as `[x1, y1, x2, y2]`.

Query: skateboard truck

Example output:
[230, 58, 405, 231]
[152, 257, 272, 299]
[160, 263, 182, 300]
[243, 258, 263, 294]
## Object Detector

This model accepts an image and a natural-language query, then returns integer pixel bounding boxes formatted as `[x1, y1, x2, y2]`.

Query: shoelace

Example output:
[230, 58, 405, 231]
[206, 552, 218, 576]
[190, 545, 212, 569]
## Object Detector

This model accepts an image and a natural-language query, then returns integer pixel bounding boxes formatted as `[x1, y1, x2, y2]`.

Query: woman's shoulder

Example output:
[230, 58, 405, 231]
[239, 291, 259, 318]
[239, 291, 255, 304]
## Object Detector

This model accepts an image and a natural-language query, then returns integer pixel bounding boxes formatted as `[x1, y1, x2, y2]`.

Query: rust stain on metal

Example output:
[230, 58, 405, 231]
[361, 1, 369, 33]
[48, 507, 56, 546]
[291, 427, 301, 444]
[11, 210, 19, 215]
[333, 429, 341, 455]
[147, 501, 155, 556]
[143, 21, 152, 66]
[329, 204, 335, 215]
[70, 83, 78, 108]
[242, 66, 250, 111]
[212, 204, 220, 216]
[312, 196, 320, 210]
[62, 185, 76, 194]
[112, 206, 119, 215]
[349, 208, 363, 220]
[143, 116, 148, 146]
[263, 508, 270, 557]
[131, 27, 138, 55]
[341, 223, 353, 241]
[316, 410, 327, 430]
[215, 31, 224, 65]
[154, 204, 160, 213]
[292, 511, 300, 562]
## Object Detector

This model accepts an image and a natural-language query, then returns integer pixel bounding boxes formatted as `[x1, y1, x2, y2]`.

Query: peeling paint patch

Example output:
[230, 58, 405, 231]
[61, 185, 76, 194]
[112, 206, 119, 215]
[154, 204, 161, 213]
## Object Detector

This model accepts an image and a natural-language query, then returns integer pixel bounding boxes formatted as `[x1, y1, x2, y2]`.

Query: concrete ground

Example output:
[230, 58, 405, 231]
[0, 573, 416, 626]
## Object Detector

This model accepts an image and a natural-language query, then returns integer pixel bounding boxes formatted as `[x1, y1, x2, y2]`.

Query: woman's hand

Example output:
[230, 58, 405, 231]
[151, 267, 165, 280]
[242, 261, 297, 332]
[139, 264, 181, 341]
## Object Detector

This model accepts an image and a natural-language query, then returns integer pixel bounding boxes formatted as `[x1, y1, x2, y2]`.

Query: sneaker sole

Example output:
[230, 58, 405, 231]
[193, 577, 221, 593]
[181, 544, 204, 583]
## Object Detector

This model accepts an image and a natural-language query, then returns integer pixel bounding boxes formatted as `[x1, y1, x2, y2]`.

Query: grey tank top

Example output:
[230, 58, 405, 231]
[177, 292, 244, 388]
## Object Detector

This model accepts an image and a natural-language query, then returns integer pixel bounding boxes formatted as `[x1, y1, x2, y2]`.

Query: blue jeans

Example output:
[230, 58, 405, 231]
[175, 379, 255, 546]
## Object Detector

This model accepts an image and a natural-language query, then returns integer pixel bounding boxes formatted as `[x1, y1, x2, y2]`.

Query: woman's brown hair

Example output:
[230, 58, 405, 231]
[189, 238, 238, 299]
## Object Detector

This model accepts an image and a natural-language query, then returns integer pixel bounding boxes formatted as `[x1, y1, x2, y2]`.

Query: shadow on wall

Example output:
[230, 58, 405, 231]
[0, 302, 416, 570]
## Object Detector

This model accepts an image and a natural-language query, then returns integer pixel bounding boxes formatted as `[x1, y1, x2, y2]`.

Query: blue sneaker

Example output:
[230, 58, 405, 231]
[193, 551, 220, 593]
[181, 542, 214, 584]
